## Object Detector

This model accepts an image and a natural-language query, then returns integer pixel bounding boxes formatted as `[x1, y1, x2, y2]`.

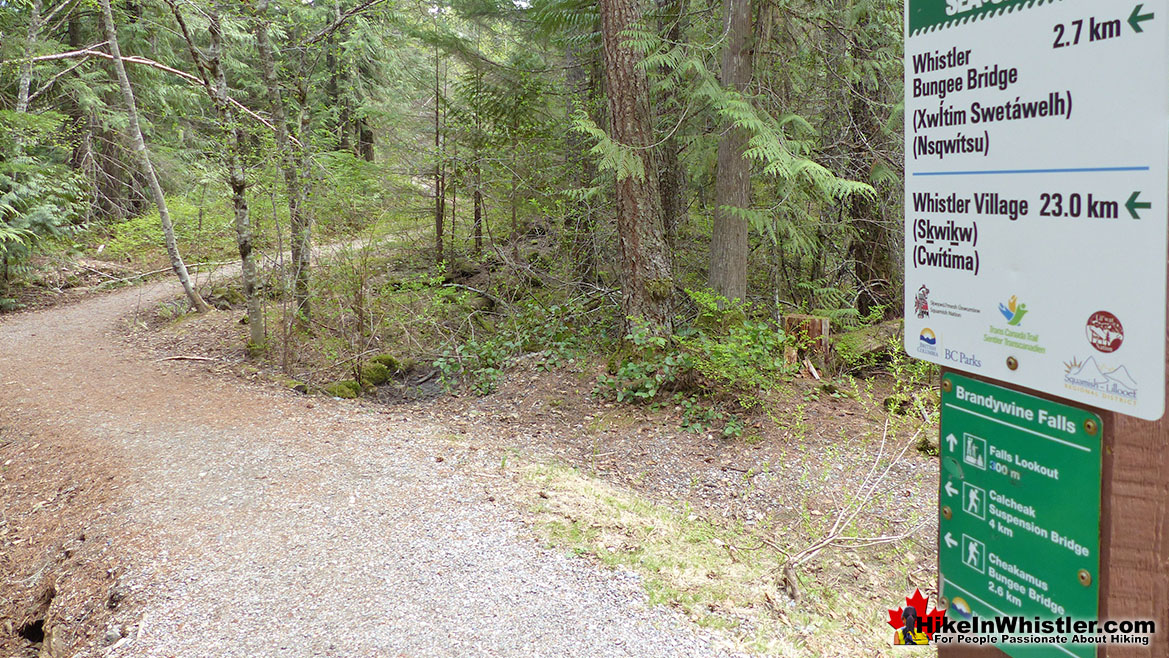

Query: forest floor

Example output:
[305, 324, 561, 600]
[0, 270, 939, 657]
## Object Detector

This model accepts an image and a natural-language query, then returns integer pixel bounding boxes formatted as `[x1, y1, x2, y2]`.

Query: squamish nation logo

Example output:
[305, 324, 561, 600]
[915, 286, 930, 319]
[887, 589, 947, 646]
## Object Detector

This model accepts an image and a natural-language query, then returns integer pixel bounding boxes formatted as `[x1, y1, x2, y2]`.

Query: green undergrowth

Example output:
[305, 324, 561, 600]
[521, 463, 905, 656]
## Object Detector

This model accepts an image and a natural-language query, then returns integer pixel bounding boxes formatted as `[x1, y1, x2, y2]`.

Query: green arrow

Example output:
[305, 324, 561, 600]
[1129, 4, 1155, 33]
[1126, 191, 1151, 219]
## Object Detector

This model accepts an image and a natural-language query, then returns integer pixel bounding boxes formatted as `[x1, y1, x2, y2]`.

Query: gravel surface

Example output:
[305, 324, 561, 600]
[0, 279, 734, 657]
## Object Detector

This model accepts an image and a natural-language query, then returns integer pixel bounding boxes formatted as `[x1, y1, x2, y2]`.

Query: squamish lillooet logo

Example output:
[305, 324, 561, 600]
[1063, 356, 1138, 401]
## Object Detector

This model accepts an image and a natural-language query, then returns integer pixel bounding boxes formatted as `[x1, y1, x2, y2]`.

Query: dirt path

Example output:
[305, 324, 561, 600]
[0, 279, 732, 657]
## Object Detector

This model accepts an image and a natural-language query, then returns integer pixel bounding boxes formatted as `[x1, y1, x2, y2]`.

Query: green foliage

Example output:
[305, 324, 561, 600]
[676, 290, 798, 393]
[0, 111, 85, 280]
[676, 394, 744, 439]
[885, 336, 938, 419]
[102, 195, 233, 263]
[436, 299, 598, 395]
[596, 319, 690, 403]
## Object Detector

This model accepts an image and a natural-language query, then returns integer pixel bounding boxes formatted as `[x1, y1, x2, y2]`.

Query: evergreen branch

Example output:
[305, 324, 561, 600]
[26, 47, 302, 149]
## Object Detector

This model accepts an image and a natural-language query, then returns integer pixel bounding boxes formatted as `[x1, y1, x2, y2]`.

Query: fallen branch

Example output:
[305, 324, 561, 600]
[154, 355, 216, 362]
[756, 418, 931, 599]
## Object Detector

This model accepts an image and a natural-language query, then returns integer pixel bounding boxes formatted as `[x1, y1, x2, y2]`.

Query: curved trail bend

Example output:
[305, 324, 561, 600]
[0, 279, 729, 657]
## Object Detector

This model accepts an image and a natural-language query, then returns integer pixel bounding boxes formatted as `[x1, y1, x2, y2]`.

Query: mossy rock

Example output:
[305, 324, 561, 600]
[324, 380, 361, 399]
[282, 378, 308, 394]
[361, 361, 392, 386]
[370, 354, 401, 372]
[833, 319, 903, 367]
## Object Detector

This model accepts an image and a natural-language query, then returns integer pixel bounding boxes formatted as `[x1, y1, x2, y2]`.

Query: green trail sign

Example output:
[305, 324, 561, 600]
[939, 373, 1102, 657]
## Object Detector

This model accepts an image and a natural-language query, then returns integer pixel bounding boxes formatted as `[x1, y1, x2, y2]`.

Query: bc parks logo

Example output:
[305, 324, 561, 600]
[944, 349, 981, 368]
[918, 328, 939, 357]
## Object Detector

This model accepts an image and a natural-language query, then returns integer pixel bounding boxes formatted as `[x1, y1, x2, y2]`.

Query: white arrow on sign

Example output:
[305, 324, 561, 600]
[944, 481, 959, 497]
[946, 434, 958, 452]
[944, 532, 958, 549]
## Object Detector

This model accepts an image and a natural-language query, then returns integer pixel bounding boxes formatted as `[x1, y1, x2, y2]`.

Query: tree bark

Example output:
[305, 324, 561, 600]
[473, 162, 483, 256]
[99, 0, 208, 313]
[16, 0, 42, 116]
[845, 5, 896, 318]
[201, 4, 265, 346]
[253, 0, 311, 320]
[708, 0, 753, 302]
[565, 44, 598, 283]
[599, 0, 674, 334]
[656, 0, 689, 244]
[434, 40, 445, 264]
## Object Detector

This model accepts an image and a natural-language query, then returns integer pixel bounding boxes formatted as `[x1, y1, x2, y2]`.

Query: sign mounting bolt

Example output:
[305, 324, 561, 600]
[1085, 419, 1099, 436]
[1006, 357, 1019, 371]
[1078, 569, 1093, 587]
[942, 379, 953, 393]
[942, 505, 953, 520]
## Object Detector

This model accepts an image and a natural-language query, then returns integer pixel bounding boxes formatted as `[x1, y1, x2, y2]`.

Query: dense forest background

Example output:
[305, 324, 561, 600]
[1, 0, 908, 400]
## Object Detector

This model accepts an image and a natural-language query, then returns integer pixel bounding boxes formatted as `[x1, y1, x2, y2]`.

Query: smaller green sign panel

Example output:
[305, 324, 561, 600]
[939, 373, 1102, 658]
[908, 0, 1050, 35]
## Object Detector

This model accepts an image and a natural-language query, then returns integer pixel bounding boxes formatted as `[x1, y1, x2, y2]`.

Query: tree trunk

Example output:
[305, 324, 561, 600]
[565, 45, 598, 283]
[99, 0, 208, 313]
[253, 0, 310, 320]
[845, 8, 896, 318]
[656, 0, 689, 244]
[16, 0, 41, 116]
[708, 0, 753, 302]
[434, 41, 445, 265]
[202, 5, 265, 346]
[358, 119, 374, 161]
[599, 0, 673, 334]
[473, 162, 483, 256]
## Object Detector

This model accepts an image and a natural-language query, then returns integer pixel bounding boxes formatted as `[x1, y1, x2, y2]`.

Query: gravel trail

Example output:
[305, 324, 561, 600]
[0, 280, 732, 657]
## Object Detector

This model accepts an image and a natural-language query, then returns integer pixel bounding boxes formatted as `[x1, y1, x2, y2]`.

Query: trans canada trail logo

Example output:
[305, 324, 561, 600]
[888, 589, 947, 646]
[998, 295, 1028, 326]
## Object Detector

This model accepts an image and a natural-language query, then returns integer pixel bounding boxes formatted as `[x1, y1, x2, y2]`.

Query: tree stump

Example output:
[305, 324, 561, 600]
[782, 314, 830, 369]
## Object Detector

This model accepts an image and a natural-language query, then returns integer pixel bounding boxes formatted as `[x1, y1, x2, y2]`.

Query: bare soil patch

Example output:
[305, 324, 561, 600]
[0, 419, 143, 657]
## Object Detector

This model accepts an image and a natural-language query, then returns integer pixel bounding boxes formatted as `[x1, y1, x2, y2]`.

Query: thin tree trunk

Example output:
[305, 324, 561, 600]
[473, 162, 483, 255]
[98, 0, 208, 312]
[656, 0, 688, 244]
[845, 5, 896, 318]
[253, 0, 310, 319]
[599, 0, 673, 334]
[565, 45, 598, 283]
[16, 0, 41, 116]
[434, 39, 444, 264]
[510, 146, 518, 260]
[708, 0, 752, 301]
[201, 4, 265, 346]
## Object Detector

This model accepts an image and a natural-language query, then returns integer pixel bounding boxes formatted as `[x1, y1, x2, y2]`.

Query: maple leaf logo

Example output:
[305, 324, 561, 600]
[887, 588, 947, 641]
